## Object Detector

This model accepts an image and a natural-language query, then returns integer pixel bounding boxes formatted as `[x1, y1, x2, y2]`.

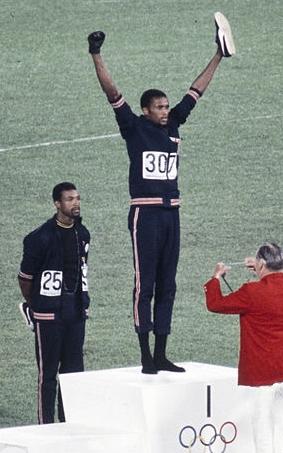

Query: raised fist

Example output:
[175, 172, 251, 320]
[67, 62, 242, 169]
[88, 31, 105, 54]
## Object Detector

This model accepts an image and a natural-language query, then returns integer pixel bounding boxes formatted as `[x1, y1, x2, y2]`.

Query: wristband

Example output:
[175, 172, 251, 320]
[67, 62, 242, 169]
[189, 86, 203, 97]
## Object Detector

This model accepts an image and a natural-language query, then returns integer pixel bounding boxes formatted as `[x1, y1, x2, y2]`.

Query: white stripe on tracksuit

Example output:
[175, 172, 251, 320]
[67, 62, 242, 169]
[133, 207, 140, 327]
[36, 323, 44, 424]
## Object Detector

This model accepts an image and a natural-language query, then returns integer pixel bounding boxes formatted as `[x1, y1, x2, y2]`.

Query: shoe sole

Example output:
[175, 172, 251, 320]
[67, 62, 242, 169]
[214, 12, 236, 56]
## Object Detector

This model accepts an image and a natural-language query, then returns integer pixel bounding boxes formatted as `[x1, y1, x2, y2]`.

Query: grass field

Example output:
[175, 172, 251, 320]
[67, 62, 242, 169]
[0, 0, 282, 427]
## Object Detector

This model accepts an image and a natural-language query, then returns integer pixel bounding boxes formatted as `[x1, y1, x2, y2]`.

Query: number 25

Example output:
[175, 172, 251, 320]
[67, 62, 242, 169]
[43, 271, 62, 291]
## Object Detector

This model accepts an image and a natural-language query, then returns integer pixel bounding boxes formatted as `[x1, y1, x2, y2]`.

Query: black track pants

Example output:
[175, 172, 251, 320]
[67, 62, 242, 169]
[35, 318, 85, 424]
[128, 206, 180, 334]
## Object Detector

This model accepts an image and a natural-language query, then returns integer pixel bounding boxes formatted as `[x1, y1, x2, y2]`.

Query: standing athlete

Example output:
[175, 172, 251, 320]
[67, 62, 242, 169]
[18, 182, 91, 423]
[88, 13, 235, 374]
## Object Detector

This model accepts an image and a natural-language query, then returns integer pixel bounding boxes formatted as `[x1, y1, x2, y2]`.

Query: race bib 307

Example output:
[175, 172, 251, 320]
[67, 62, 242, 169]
[142, 151, 177, 180]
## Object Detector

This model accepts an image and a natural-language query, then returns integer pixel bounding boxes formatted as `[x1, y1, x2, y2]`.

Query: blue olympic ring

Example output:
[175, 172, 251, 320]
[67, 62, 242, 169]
[179, 421, 237, 450]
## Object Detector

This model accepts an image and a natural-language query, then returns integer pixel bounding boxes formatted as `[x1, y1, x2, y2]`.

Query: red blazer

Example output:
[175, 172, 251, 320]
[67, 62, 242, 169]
[204, 273, 283, 386]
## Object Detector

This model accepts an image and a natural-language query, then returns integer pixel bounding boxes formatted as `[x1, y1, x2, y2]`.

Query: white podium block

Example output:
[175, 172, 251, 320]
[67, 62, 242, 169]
[0, 423, 146, 453]
[59, 362, 256, 453]
[0, 445, 28, 452]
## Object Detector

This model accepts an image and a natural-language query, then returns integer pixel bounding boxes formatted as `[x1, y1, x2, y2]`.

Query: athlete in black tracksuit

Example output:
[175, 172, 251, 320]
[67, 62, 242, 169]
[111, 94, 194, 336]
[18, 182, 90, 423]
[88, 28, 228, 373]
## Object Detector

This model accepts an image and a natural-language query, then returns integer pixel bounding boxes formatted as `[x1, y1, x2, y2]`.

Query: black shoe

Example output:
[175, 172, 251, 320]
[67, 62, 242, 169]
[154, 358, 185, 373]
[214, 12, 236, 57]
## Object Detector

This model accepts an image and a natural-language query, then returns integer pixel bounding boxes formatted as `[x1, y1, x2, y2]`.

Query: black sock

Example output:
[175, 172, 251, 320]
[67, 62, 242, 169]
[138, 333, 158, 374]
[154, 334, 185, 372]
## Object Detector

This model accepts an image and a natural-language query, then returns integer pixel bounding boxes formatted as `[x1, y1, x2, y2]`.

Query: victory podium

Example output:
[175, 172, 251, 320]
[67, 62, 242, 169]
[0, 362, 255, 452]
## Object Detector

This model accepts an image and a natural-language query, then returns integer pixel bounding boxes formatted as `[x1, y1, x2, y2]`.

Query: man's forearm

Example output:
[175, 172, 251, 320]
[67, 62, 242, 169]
[189, 48, 223, 96]
[18, 277, 32, 305]
[91, 54, 121, 103]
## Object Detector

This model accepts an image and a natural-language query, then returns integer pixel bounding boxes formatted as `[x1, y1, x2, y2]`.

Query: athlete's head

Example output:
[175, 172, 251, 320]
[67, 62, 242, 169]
[52, 182, 80, 223]
[140, 89, 169, 126]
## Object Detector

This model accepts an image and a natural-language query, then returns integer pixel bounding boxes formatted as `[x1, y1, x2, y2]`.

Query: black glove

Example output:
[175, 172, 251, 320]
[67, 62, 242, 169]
[88, 31, 105, 54]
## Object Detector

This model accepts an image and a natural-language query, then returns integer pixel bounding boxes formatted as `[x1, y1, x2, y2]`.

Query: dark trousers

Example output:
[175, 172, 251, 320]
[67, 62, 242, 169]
[35, 310, 85, 424]
[128, 206, 180, 335]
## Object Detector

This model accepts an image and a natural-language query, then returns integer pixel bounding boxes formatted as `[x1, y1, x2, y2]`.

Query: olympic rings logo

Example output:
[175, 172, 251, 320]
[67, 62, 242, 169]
[179, 421, 237, 452]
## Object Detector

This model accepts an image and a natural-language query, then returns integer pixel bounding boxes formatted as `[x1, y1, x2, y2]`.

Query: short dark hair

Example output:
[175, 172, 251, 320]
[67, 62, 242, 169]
[140, 89, 167, 109]
[256, 242, 283, 270]
[52, 182, 77, 202]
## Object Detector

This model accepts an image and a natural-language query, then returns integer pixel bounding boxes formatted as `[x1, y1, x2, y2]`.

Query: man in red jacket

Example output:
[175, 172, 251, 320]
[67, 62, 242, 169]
[204, 242, 283, 453]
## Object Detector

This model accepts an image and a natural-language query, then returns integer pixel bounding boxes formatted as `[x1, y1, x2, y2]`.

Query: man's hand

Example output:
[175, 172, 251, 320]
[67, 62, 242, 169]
[244, 256, 256, 271]
[88, 31, 105, 55]
[213, 262, 231, 279]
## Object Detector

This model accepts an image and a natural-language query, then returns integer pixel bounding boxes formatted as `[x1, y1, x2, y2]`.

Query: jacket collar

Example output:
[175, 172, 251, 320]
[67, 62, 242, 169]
[48, 214, 83, 227]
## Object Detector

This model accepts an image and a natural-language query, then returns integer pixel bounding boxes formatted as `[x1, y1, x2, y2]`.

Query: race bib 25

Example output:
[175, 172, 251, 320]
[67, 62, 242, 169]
[40, 270, 63, 296]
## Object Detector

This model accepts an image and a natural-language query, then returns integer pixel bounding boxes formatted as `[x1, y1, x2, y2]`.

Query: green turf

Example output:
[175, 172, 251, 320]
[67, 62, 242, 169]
[0, 0, 282, 427]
